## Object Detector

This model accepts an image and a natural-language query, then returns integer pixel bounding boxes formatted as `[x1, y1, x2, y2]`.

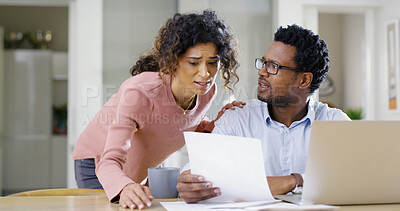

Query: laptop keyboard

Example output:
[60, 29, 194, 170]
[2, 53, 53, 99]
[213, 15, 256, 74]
[274, 193, 302, 204]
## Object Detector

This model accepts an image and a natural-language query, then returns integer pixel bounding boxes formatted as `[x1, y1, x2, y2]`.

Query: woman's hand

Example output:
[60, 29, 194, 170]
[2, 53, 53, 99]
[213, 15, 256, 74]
[119, 183, 154, 209]
[215, 100, 246, 121]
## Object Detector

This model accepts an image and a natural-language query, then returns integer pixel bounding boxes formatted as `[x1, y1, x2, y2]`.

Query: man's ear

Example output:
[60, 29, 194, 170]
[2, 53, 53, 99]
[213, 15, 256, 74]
[298, 72, 313, 89]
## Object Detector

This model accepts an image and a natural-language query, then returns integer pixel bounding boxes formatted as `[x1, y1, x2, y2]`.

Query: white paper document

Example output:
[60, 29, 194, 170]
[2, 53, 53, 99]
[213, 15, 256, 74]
[160, 201, 278, 211]
[161, 201, 339, 211]
[205, 200, 280, 209]
[184, 132, 275, 202]
[160, 201, 212, 211]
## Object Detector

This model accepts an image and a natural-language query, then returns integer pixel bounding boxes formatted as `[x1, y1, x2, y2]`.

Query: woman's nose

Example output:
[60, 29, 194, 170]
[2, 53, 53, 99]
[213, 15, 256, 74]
[199, 63, 210, 77]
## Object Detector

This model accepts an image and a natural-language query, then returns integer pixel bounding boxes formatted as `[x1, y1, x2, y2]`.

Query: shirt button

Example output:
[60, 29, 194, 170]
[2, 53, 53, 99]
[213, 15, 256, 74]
[284, 157, 288, 161]
[286, 129, 290, 133]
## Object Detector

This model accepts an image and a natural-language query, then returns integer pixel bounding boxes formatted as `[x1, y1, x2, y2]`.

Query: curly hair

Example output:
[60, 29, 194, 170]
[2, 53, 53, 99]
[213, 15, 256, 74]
[130, 10, 239, 91]
[274, 24, 330, 94]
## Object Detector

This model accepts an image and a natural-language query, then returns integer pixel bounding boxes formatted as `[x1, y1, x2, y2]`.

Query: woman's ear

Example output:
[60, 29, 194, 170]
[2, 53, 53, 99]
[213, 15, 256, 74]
[298, 72, 313, 89]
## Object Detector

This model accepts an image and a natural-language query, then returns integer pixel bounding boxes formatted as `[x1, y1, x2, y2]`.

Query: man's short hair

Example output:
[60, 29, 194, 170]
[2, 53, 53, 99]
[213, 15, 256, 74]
[274, 24, 330, 94]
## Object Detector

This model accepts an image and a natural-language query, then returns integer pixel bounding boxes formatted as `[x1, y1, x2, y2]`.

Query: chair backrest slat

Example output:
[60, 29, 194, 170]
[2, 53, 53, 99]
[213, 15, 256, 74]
[6, 188, 105, 197]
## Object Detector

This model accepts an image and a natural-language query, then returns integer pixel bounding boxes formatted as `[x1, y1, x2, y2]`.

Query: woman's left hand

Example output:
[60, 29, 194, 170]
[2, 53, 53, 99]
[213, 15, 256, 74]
[215, 100, 246, 121]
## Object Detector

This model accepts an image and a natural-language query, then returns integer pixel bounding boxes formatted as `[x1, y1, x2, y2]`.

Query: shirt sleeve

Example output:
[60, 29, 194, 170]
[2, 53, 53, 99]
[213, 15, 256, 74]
[96, 87, 153, 202]
[212, 109, 240, 136]
[330, 108, 352, 121]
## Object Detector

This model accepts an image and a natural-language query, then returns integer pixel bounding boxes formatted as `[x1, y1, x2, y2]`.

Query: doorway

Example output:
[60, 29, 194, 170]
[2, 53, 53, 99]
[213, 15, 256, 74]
[0, 5, 69, 195]
[318, 13, 365, 120]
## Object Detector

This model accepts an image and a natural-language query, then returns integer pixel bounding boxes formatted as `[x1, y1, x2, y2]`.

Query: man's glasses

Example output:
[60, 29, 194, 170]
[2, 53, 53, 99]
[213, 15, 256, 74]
[255, 58, 298, 75]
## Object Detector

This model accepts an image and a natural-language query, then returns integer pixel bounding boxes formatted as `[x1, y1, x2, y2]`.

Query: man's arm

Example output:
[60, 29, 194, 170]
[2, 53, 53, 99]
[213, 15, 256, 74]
[267, 175, 297, 195]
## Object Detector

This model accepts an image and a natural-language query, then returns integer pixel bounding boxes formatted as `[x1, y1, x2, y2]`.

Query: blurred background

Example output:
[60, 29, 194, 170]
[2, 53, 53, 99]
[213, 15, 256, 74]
[0, 0, 398, 195]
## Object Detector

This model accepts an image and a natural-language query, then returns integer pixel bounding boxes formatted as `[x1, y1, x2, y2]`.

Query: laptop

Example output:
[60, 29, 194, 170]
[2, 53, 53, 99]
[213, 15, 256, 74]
[276, 121, 400, 205]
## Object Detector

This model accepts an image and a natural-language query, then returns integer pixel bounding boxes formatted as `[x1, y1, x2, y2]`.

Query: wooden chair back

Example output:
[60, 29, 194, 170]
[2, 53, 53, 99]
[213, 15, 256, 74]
[6, 188, 105, 197]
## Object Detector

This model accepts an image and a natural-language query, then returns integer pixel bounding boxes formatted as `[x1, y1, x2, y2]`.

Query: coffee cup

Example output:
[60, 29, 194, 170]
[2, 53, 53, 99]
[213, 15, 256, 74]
[148, 167, 180, 198]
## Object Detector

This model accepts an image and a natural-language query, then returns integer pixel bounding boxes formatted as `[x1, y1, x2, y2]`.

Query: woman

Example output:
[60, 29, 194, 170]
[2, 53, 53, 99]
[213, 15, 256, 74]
[72, 10, 240, 209]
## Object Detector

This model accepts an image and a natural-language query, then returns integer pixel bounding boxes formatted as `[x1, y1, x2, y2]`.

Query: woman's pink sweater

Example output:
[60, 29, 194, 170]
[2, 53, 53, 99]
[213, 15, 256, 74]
[72, 72, 216, 201]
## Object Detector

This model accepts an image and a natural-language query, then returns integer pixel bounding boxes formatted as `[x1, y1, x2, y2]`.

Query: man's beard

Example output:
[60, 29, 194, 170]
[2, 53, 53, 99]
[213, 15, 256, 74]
[257, 93, 296, 108]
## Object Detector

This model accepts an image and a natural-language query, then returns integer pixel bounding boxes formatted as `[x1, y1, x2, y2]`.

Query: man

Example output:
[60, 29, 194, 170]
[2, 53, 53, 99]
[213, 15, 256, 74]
[176, 24, 351, 203]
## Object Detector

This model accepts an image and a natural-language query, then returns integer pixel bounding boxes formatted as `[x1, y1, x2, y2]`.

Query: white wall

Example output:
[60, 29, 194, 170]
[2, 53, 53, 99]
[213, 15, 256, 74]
[102, 0, 176, 103]
[67, 0, 103, 187]
[179, 0, 208, 12]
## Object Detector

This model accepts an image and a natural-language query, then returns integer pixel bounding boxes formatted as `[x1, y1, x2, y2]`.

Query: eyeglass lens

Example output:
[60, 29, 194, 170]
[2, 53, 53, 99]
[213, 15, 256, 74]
[255, 58, 278, 74]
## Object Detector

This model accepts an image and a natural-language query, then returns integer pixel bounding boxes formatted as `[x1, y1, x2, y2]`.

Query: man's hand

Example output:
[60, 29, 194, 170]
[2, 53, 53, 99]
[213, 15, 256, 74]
[267, 175, 297, 195]
[176, 170, 221, 203]
[119, 183, 153, 209]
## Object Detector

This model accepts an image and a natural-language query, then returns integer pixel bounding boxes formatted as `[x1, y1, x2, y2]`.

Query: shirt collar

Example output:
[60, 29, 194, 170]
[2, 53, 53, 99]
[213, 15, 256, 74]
[262, 97, 317, 126]
[305, 97, 317, 124]
[261, 101, 272, 125]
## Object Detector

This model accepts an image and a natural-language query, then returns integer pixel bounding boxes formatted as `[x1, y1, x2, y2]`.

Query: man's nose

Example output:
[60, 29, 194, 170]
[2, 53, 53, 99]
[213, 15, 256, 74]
[258, 67, 269, 77]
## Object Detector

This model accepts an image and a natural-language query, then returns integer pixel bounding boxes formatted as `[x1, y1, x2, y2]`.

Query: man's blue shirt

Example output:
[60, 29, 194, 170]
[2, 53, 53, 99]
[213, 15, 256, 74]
[212, 98, 351, 176]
